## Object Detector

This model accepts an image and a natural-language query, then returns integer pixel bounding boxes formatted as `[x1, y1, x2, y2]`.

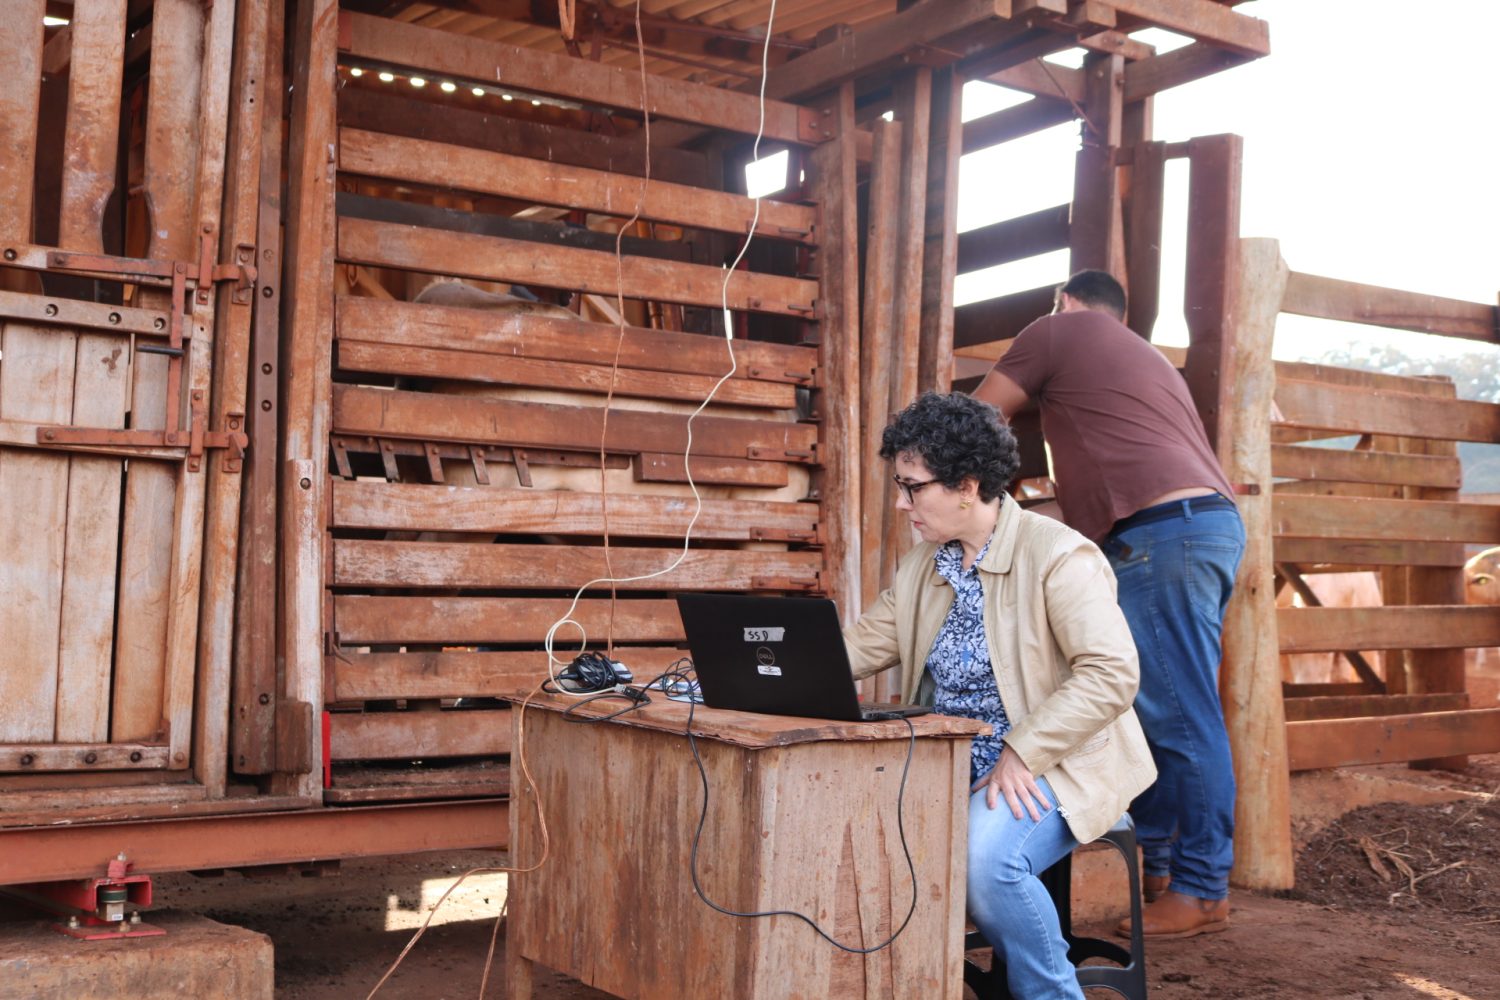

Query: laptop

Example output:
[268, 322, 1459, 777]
[675, 593, 930, 723]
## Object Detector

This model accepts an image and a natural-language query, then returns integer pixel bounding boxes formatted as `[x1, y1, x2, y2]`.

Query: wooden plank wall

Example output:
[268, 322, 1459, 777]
[1270, 279, 1500, 772]
[0, 0, 246, 815]
[317, 12, 848, 790]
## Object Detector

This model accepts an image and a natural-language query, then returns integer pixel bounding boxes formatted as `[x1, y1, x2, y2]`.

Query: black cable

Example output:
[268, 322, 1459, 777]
[684, 700, 921, 954]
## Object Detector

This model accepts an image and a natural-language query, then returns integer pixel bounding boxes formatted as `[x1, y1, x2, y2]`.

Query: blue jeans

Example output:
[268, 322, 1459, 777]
[968, 777, 1083, 1000]
[1103, 499, 1244, 901]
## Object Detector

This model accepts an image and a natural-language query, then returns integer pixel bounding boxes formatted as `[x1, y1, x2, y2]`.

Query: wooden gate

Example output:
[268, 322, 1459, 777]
[0, 0, 247, 815]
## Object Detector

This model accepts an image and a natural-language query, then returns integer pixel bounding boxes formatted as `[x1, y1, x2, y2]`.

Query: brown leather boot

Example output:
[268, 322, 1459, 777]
[1143, 874, 1171, 903]
[1116, 890, 1229, 940]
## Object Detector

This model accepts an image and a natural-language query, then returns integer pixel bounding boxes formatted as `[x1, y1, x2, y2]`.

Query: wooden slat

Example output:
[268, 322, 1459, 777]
[1286, 709, 1500, 771]
[335, 596, 683, 646]
[336, 86, 710, 188]
[333, 648, 687, 701]
[1123, 42, 1252, 102]
[1282, 693, 1469, 723]
[341, 12, 815, 145]
[952, 284, 1054, 348]
[1105, 0, 1269, 56]
[338, 128, 816, 243]
[1283, 681, 1383, 699]
[0, 288, 172, 335]
[916, 67, 963, 392]
[634, 452, 791, 488]
[1274, 495, 1500, 544]
[113, 0, 209, 747]
[0, 3, 43, 244]
[961, 97, 1074, 155]
[335, 296, 815, 384]
[1281, 271, 1499, 344]
[984, 58, 1084, 103]
[334, 539, 821, 591]
[1272, 537, 1468, 570]
[1276, 377, 1500, 445]
[0, 1, 63, 744]
[332, 385, 817, 462]
[336, 340, 795, 409]
[955, 203, 1069, 274]
[1124, 140, 1165, 338]
[50, 0, 133, 745]
[860, 118, 901, 619]
[337, 217, 818, 317]
[1278, 605, 1500, 654]
[328, 709, 512, 761]
[331, 481, 819, 539]
[1271, 444, 1462, 490]
[0, 743, 172, 774]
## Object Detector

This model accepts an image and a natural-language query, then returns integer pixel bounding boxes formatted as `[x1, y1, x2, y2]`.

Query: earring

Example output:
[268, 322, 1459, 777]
[960, 499, 973, 510]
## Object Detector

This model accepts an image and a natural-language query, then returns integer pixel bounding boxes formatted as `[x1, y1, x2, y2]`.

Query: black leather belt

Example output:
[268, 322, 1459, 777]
[1109, 493, 1237, 536]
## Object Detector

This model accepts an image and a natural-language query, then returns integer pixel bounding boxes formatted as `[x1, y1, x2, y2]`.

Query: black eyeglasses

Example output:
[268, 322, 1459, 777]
[892, 475, 940, 503]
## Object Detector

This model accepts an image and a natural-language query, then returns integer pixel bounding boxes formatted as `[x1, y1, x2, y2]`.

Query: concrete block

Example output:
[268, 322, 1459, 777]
[0, 911, 272, 1000]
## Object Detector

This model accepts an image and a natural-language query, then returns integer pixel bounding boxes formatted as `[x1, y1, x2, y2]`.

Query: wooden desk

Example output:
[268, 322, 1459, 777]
[505, 690, 986, 1000]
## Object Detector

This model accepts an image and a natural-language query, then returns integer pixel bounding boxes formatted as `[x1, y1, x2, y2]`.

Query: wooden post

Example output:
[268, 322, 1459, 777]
[916, 67, 962, 394]
[275, 0, 339, 796]
[808, 82, 861, 626]
[1123, 140, 1165, 339]
[1222, 237, 1293, 890]
[1182, 133, 1243, 455]
[860, 119, 901, 611]
[1068, 51, 1124, 277]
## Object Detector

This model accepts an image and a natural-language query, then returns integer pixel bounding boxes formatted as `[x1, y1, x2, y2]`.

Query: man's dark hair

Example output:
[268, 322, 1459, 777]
[1059, 269, 1127, 320]
[879, 392, 1019, 503]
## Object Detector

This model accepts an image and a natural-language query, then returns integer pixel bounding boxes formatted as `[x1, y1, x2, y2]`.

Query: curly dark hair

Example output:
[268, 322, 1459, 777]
[879, 391, 1020, 502]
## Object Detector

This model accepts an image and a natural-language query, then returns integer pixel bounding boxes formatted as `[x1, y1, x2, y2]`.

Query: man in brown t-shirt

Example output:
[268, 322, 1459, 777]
[974, 270, 1245, 940]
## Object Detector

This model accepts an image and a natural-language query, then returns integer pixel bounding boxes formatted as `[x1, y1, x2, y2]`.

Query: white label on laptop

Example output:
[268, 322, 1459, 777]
[743, 627, 785, 643]
[757, 664, 782, 676]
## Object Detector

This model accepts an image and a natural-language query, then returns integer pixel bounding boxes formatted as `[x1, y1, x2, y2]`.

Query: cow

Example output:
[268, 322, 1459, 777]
[1466, 546, 1500, 606]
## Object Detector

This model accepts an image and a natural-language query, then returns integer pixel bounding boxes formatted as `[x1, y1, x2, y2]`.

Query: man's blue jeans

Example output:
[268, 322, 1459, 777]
[968, 777, 1084, 1000]
[1103, 499, 1244, 901]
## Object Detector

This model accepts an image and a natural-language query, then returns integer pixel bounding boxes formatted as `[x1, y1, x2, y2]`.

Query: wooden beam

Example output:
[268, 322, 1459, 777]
[330, 385, 819, 460]
[1068, 50, 1123, 275]
[1270, 444, 1463, 491]
[1271, 537, 1468, 570]
[952, 284, 1054, 348]
[332, 539, 822, 590]
[1123, 139, 1165, 338]
[1182, 133, 1242, 455]
[1275, 561, 1384, 689]
[330, 481, 819, 539]
[1276, 377, 1500, 445]
[341, 11, 820, 145]
[1278, 605, 1500, 654]
[337, 87, 710, 187]
[917, 68, 965, 393]
[334, 596, 683, 646]
[979, 58, 1084, 103]
[337, 128, 817, 242]
[336, 217, 818, 315]
[1220, 237, 1291, 890]
[332, 649, 686, 701]
[956, 203, 1070, 274]
[1286, 709, 1500, 772]
[1123, 41, 1252, 102]
[1105, 0, 1269, 57]
[1281, 271, 1499, 344]
[961, 97, 1074, 155]
[1274, 495, 1500, 545]
[761, 0, 1019, 102]
[335, 296, 815, 382]
[1282, 693, 1469, 723]
[328, 709, 512, 760]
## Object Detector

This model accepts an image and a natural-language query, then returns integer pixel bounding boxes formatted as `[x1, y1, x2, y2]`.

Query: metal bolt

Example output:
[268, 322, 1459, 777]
[261, 363, 272, 374]
[43, 430, 55, 441]
[108, 312, 121, 324]
[84, 751, 98, 764]
[299, 477, 312, 489]
[262, 286, 273, 298]
[3, 248, 15, 261]
[258, 693, 271, 705]
[154, 318, 165, 330]
[261, 399, 272, 411]
[129, 751, 143, 763]
[19, 754, 34, 766]
[45, 303, 58, 316]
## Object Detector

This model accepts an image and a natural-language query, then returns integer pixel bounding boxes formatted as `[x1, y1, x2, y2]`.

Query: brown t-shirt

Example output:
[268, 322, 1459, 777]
[994, 310, 1234, 542]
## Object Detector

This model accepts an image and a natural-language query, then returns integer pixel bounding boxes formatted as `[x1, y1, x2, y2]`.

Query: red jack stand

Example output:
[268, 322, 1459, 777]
[3, 854, 167, 941]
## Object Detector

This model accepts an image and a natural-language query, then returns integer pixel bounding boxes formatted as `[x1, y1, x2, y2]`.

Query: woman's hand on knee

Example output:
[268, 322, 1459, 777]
[972, 747, 1049, 821]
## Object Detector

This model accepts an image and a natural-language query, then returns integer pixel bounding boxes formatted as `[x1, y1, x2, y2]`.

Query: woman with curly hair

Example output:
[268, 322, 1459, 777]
[843, 391, 1156, 1000]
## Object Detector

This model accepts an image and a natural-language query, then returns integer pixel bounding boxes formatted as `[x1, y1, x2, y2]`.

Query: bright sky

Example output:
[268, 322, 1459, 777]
[953, 0, 1500, 366]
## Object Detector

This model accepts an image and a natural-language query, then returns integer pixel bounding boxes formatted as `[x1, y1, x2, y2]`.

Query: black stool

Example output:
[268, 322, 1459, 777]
[963, 814, 1148, 999]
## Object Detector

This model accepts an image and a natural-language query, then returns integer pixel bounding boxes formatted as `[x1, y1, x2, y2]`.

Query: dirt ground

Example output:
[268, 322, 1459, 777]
[136, 755, 1500, 999]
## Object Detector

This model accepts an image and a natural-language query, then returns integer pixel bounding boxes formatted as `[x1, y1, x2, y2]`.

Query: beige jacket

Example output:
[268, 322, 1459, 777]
[843, 498, 1156, 844]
